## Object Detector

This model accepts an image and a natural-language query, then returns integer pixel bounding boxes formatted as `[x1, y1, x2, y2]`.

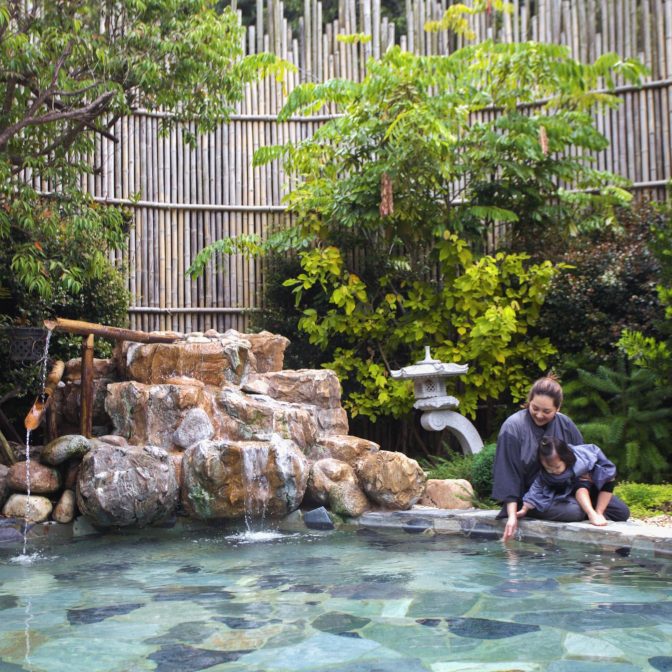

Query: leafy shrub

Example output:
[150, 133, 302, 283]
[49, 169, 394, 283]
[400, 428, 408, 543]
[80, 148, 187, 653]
[563, 360, 672, 483]
[471, 443, 497, 499]
[420, 442, 497, 506]
[614, 482, 672, 519]
[538, 203, 664, 368]
[422, 453, 474, 482]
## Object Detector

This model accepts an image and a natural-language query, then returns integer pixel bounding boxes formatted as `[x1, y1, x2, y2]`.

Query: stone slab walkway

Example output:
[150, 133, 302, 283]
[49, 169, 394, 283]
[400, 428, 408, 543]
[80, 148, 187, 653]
[349, 506, 672, 559]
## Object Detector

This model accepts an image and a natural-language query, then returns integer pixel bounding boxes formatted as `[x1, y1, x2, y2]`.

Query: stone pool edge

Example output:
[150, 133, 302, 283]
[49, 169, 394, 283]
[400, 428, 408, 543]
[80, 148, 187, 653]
[344, 507, 672, 558]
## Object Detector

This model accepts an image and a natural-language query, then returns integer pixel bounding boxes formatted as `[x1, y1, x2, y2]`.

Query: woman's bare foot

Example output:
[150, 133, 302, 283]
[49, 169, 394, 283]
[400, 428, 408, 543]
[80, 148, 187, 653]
[588, 512, 608, 526]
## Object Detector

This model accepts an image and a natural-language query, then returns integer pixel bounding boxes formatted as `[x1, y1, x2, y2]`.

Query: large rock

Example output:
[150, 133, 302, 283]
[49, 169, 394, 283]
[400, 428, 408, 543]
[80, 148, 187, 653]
[418, 478, 474, 510]
[2, 494, 53, 523]
[105, 381, 213, 448]
[7, 460, 61, 494]
[307, 435, 379, 465]
[181, 437, 309, 520]
[243, 369, 343, 408]
[355, 451, 426, 510]
[76, 444, 178, 528]
[41, 434, 92, 466]
[106, 382, 321, 452]
[224, 329, 290, 373]
[306, 458, 359, 505]
[124, 334, 253, 386]
[214, 388, 318, 451]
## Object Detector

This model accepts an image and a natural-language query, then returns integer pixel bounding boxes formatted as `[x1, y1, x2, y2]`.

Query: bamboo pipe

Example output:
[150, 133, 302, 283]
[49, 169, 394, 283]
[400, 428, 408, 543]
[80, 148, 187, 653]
[43, 317, 180, 343]
[24, 359, 65, 431]
[80, 334, 94, 438]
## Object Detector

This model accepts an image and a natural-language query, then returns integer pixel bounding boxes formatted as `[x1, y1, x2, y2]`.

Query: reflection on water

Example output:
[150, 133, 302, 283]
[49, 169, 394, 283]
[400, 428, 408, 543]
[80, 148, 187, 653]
[0, 526, 671, 672]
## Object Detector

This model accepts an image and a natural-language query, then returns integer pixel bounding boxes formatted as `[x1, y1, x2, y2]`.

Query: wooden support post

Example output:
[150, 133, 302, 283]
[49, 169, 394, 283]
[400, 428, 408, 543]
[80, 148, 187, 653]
[80, 334, 95, 438]
[0, 428, 16, 465]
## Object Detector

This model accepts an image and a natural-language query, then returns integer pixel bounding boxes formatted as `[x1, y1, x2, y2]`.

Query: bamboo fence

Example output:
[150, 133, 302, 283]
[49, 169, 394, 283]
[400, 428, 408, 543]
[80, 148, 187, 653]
[80, 0, 672, 333]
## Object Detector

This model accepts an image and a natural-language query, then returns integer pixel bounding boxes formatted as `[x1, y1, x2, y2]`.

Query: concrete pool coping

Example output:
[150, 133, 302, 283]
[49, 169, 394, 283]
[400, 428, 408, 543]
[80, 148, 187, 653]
[4, 507, 672, 560]
[345, 506, 672, 559]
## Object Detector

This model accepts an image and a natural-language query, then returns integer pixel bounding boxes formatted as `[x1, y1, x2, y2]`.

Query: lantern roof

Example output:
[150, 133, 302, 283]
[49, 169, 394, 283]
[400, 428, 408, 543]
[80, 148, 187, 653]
[389, 346, 468, 380]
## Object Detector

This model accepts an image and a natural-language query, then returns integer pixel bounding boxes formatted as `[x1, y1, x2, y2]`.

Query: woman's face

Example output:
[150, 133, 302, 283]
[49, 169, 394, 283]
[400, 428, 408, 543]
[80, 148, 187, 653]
[528, 394, 559, 427]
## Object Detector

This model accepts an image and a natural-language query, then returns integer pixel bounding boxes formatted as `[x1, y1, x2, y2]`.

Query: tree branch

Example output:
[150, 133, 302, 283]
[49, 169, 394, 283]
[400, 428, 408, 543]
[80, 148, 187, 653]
[0, 90, 116, 150]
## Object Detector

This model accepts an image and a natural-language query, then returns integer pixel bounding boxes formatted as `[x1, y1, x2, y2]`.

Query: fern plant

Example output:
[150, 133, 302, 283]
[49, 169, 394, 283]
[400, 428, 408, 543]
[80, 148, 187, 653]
[563, 359, 672, 483]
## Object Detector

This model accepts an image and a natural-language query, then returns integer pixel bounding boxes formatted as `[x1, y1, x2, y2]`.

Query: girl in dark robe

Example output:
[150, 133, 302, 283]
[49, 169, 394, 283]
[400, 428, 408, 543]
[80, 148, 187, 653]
[493, 376, 629, 541]
[516, 436, 618, 527]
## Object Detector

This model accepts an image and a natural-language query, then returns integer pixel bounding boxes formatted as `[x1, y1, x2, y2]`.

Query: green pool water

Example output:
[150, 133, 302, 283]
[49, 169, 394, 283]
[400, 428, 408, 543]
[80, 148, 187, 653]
[1, 524, 671, 671]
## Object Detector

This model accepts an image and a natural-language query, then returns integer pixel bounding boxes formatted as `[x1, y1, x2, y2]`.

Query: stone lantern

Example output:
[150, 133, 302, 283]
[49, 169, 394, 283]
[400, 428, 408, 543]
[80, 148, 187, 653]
[390, 346, 483, 455]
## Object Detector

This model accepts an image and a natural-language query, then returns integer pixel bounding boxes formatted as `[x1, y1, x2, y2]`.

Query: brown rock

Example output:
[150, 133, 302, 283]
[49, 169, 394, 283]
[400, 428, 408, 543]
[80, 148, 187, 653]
[64, 357, 118, 382]
[214, 388, 318, 452]
[8, 460, 61, 494]
[307, 435, 379, 465]
[181, 437, 309, 520]
[53, 489, 76, 523]
[105, 381, 212, 448]
[328, 481, 370, 517]
[2, 493, 53, 523]
[126, 337, 253, 386]
[306, 458, 359, 505]
[226, 330, 290, 373]
[64, 461, 80, 489]
[244, 369, 343, 409]
[418, 479, 474, 510]
[355, 450, 426, 510]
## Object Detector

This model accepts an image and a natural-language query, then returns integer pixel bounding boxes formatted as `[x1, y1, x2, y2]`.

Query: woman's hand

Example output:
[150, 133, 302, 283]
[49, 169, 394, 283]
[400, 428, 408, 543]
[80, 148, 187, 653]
[502, 514, 518, 542]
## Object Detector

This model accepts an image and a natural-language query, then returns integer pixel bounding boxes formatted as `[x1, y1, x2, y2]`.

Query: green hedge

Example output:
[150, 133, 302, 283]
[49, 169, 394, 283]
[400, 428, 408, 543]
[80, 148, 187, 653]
[614, 482, 672, 519]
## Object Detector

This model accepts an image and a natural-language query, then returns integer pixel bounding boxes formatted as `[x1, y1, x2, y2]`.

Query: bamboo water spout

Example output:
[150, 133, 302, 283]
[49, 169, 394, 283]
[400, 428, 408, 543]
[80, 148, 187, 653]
[42, 317, 181, 437]
[24, 359, 65, 431]
[43, 317, 180, 343]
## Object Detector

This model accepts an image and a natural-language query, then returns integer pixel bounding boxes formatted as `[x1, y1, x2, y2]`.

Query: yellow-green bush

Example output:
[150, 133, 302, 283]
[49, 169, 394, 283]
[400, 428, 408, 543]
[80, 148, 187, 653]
[614, 482, 672, 518]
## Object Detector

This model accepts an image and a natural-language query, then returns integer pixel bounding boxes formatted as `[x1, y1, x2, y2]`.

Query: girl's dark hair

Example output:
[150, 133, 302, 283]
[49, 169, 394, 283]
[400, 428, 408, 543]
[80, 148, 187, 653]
[538, 435, 576, 469]
[526, 375, 563, 409]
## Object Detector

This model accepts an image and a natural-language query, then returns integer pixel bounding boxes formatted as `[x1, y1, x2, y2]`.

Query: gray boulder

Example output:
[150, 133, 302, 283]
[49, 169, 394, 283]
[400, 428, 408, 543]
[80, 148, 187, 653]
[77, 444, 178, 528]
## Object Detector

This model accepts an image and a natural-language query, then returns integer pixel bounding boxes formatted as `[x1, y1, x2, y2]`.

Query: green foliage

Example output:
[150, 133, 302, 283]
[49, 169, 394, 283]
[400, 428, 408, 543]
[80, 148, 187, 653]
[234, 41, 644, 424]
[471, 443, 497, 499]
[614, 482, 672, 519]
[618, 198, 672, 387]
[0, 0, 288, 314]
[563, 361, 672, 483]
[538, 203, 664, 367]
[420, 442, 497, 506]
[422, 453, 475, 482]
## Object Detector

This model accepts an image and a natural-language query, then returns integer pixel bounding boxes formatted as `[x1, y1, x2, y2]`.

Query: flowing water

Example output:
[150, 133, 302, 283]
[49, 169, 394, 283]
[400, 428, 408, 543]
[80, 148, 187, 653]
[16, 330, 53, 563]
[0, 525, 671, 671]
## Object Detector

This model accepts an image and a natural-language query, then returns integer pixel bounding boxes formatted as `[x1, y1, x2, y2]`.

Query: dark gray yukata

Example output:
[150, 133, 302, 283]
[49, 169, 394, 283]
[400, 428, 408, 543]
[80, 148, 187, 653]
[493, 409, 629, 522]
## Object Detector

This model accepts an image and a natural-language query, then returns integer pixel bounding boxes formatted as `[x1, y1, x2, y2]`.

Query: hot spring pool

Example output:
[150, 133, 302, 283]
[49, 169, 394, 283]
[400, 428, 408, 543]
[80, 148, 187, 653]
[1, 524, 671, 671]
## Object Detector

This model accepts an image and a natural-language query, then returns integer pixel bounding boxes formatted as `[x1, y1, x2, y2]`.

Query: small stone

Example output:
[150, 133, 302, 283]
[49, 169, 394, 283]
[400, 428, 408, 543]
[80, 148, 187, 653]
[41, 434, 92, 465]
[303, 506, 335, 531]
[418, 478, 474, 509]
[53, 489, 76, 523]
[7, 460, 61, 494]
[2, 494, 53, 523]
[328, 481, 370, 518]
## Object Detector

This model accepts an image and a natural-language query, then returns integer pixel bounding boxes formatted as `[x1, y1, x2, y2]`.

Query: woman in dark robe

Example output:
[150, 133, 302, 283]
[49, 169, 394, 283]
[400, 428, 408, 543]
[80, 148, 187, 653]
[493, 376, 630, 541]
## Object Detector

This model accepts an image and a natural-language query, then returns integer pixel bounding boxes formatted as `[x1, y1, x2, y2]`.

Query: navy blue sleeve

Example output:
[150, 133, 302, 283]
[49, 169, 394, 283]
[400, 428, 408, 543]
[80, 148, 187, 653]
[492, 425, 524, 504]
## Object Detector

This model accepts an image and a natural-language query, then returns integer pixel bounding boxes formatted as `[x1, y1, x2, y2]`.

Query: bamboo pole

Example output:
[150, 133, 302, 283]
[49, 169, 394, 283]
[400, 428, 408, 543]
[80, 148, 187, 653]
[24, 360, 65, 432]
[44, 318, 180, 342]
[79, 334, 94, 438]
